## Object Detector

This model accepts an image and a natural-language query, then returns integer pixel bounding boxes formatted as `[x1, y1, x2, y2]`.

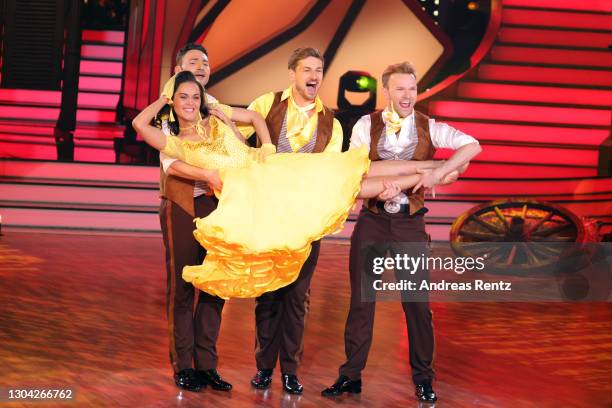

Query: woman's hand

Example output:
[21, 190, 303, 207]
[440, 170, 459, 184]
[457, 161, 469, 173]
[414, 169, 437, 198]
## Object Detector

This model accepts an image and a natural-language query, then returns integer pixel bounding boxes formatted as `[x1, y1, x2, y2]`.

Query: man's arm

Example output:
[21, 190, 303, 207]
[413, 120, 481, 191]
[434, 142, 480, 177]
[166, 160, 208, 180]
[161, 154, 222, 190]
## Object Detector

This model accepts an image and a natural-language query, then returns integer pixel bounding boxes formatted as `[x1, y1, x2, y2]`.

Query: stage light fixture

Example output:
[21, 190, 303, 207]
[337, 70, 377, 111]
[335, 71, 377, 151]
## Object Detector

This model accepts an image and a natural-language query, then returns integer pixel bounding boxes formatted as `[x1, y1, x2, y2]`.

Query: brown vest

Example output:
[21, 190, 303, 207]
[264, 91, 334, 153]
[365, 110, 435, 215]
[159, 169, 196, 217]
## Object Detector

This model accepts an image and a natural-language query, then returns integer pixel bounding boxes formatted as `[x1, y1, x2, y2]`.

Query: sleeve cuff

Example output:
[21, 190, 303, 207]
[160, 153, 177, 173]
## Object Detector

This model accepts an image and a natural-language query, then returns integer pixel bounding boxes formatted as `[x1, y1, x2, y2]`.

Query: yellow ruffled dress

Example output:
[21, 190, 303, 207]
[161, 115, 370, 299]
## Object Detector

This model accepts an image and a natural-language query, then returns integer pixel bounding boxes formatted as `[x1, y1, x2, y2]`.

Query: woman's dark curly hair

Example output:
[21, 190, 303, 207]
[152, 71, 210, 135]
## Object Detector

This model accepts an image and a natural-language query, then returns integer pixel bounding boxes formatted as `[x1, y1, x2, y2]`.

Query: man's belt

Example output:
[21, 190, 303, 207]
[375, 200, 409, 214]
[374, 201, 429, 215]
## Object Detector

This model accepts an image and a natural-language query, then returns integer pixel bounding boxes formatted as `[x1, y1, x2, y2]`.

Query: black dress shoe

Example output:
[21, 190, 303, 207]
[174, 368, 202, 392]
[415, 380, 437, 403]
[321, 375, 362, 397]
[251, 369, 273, 389]
[196, 369, 232, 391]
[281, 374, 303, 394]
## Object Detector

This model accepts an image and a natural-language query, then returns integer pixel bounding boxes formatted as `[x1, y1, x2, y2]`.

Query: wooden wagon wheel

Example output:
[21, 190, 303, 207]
[449, 199, 587, 273]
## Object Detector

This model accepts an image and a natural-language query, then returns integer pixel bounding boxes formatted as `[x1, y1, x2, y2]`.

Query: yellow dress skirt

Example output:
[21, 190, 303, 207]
[161, 117, 370, 299]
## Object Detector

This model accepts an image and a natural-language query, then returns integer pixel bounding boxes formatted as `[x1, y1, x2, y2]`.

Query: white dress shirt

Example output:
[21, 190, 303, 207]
[349, 109, 478, 204]
[349, 109, 478, 153]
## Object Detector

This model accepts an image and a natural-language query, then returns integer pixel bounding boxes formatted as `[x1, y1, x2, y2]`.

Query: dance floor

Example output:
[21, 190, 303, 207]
[0, 231, 610, 407]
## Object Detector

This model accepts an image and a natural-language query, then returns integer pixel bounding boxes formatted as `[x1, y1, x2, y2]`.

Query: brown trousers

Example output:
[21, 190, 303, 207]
[160, 195, 225, 373]
[254, 240, 321, 375]
[339, 209, 435, 385]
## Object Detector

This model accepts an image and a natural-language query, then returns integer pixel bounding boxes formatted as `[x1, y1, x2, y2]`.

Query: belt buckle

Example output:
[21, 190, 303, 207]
[383, 200, 401, 214]
[383, 192, 407, 214]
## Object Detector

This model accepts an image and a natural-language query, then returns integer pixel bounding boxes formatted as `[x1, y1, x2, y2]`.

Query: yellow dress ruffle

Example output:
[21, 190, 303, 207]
[161, 116, 370, 299]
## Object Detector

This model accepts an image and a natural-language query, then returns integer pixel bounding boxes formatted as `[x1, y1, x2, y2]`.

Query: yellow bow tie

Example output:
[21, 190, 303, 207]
[382, 107, 405, 137]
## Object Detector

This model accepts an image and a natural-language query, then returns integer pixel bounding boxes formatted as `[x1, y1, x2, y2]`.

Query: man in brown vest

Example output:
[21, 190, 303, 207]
[322, 62, 481, 403]
[158, 43, 231, 392]
[238, 47, 343, 394]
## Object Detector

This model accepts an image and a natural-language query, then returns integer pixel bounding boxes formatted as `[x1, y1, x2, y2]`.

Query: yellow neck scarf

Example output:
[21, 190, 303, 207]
[177, 111, 207, 139]
[286, 96, 317, 146]
[382, 105, 406, 137]
[291, 97, 316, 125]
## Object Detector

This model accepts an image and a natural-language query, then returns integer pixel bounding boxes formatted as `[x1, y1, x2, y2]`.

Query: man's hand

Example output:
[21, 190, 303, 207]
[160, 74, 176, 102]
[377, 180, 401, 201]
[209, 107, 232, 127]
[249, 143, 276, 164]
[205, 170, 223, 192]
[412, 168, 442, 198]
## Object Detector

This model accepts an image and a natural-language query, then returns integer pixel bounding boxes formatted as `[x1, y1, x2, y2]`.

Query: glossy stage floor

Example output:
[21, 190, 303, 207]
[1, 231, 610, 407]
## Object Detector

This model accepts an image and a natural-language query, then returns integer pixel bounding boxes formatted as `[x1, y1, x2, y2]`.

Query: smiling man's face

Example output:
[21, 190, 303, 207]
[175, 49, 210, 86]
[289, 56, 323, 104]
[384, 72, 417, 117]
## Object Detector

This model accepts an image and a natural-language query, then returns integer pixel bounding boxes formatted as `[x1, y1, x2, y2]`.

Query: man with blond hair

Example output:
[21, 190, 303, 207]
[239, 47, 344, 395]
[322, 62, 481, 403]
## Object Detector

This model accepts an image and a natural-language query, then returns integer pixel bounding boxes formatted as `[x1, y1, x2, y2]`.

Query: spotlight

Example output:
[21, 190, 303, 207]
[355, 75, 376, 92]
[335, 71, 377, 151]
[467, 1, 480, 10]
[337, 71, 376, 111]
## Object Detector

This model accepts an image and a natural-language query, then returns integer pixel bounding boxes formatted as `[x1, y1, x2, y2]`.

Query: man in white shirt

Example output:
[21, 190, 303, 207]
[322, 62, 481, 403]
[157, 43, 231, 393]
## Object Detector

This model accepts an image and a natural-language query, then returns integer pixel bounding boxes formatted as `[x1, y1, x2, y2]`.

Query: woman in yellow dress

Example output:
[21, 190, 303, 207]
[133, 71, 455, 299]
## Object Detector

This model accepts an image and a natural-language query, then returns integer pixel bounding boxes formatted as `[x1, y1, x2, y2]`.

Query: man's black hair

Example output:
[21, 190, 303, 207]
[176, 43, 208, 66]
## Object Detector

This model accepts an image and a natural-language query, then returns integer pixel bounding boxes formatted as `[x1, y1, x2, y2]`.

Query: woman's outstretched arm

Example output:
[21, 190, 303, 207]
[358, 175, 421, 199]
[358, 169, 460, 199]
[132, 96, 169, 151]
[366, 159, 443, 178]
[231, 108, 272, 145]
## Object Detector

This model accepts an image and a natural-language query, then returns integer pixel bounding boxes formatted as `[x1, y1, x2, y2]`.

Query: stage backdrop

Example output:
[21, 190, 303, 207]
[157, 0, 451, 109]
